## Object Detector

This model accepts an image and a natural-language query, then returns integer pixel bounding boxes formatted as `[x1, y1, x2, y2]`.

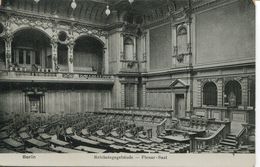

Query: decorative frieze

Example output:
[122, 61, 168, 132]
[9, 15, 53, 30]
[73, 24, 107, 37]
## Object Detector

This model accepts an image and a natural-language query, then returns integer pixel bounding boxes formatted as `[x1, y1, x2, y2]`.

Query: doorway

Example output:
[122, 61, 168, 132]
[175, 94, 185, 118]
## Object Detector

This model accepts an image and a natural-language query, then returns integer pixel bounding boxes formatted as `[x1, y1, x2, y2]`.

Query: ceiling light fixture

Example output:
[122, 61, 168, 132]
[105, 5, 110, 16]
[129, 0, 134, 4]
[71, 0, 77, 10]
[34, 0, 40, 3]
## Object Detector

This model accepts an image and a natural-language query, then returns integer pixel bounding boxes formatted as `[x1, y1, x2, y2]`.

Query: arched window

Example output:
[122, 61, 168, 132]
[224, 80, 242, 106]
[177, 26, 187, 54]
[203, 82, 217, 106]
[124, 37, 134, 60]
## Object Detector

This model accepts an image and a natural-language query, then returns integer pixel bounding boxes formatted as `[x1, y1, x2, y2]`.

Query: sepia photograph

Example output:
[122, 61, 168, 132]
[0, 0, 256, 166]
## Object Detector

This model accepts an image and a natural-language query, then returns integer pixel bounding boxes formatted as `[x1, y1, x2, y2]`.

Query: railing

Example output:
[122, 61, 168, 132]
[101, 107, 172, 118]
[194, 121, 231, 151]
[193, 106, 227, 121]
[0, 69, 114, 83]
[156, 118, 167, 136]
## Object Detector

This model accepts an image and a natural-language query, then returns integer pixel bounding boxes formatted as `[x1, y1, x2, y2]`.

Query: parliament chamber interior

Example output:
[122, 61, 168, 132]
[0, 0, 255, 154]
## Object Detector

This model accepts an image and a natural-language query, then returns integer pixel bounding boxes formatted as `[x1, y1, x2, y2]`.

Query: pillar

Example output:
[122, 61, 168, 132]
[141, 33, 147, 70]
[104, 36, 109, 74]
[134, 84, 138, 107]
[67, 42, 74, 73]
[133, 37, 137, 60]
[216, 79, 223, 106]
[142, 83, 146, 107]
[121, 83, 125, 107]
[172, 24, 177, 67]
[145, 30, 150, 71]
[197, 80, 202, 106]
[51, 40, 58, 72]
[241, 77, 249, 107]
[186, 19, 192, 65]
[4, 35, 13, 69]
[184, 92, 187, 116]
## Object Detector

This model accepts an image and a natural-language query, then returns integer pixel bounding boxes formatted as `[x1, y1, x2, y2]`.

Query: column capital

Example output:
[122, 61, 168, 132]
[50, 39, 58, 47]
[67, 42, 75, 50]
[4, 34, 13, 43]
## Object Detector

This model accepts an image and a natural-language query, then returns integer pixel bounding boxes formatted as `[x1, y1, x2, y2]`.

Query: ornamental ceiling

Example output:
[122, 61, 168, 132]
[1, 0, 191, 25]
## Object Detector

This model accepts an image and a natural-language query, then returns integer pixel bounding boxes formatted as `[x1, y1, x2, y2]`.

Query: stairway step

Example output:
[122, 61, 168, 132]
[222, 139, 237, 143]
[226, 136, 237, 140]
[219, 141, 237, 147]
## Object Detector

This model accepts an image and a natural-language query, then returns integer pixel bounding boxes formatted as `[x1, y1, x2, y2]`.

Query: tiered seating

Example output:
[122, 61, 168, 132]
[1, 109, 248, 154]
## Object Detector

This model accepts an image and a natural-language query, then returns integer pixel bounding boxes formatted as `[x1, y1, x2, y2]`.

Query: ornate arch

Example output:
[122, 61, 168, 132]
[201, 78, 218, 88]
[202, 81, 218, 106]
[74, 34, 105, 46]
[12, 26, 52, 40]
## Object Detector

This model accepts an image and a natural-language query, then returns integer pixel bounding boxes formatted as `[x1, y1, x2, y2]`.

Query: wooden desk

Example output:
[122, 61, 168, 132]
[39, 133, 52, 140]
[138, 138, 152, 144]
[26, 138, 48, 147]
[75, 145, 106, 153]
[0, 131, 9, 139]
[110, 144, 124, 150]
[50, 138, 69, 146]
[143, 149, 156, 153]
[50, 145, 85, 153]
[0, 148, 19, 153]
[105, 136, 128, 144]
[121, 137, 141, 144]
[3, 138, 24, 148]
[124, 147, 141, 152]
[0, 126, 9, 132]
[26, 147, 53, 153]
[19, 132, 30, 140]
[88, 136, 114, 145]
[163, 135, 190, 142]
[71, 135, 99, 145]
[150, 137, 163, 143]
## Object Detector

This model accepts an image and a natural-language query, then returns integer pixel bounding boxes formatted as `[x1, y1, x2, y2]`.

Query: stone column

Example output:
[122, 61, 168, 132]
[186, 20, 192, 65]
[171, 92, 176, 117]
[241, 77, 249, 107]
[134, 84, 138, 107]
[184, 92, 187, 117]
[120, 33, 124, 62]
[142, 34, 146, 70]
[51, 40, 58, 72]
[217, 79, 223, 106]
[145, 30, 150, 71]
[197, 80, 202, 106]
[121, 83, 125, 107]
[67, 42, 74, 73]
[142, 83, 146, 107]
[4, 35, 13, 69]
[104, 36, 109, 74]
[172, 24, 177, 67]
[133, 37, 137, 60]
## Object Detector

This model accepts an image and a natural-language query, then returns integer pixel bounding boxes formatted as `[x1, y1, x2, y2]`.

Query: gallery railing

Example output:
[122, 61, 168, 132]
[194, 121, 231, 151]
[0, 69, 114, 82]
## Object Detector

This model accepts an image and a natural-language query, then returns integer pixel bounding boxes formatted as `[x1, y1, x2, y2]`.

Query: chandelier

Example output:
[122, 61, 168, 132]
[105, 5, 111, 16]
[71, 0, 77, 10]
[105, 0, 134, 16]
